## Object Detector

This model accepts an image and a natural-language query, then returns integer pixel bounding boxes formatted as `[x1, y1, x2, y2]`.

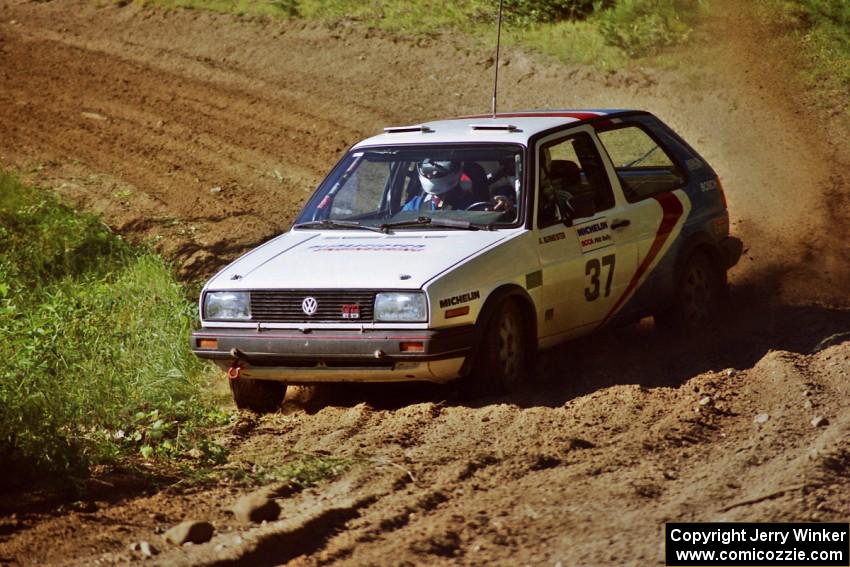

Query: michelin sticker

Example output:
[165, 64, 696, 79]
[575, 218, 613, 253]
[439, 290, 481, 309]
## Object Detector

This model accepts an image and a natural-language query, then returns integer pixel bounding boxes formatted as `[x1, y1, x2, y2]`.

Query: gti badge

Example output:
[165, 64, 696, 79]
[341, 304, 360, 319]
[301, 296, 318, 316]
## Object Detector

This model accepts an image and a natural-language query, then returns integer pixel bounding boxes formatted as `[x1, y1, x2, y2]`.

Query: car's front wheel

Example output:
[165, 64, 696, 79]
[468, 299, 529, 395]
[229, 377, 287, 413]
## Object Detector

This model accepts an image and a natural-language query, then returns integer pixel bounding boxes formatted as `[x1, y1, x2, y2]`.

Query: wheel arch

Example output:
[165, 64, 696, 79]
[460, 283, 538, 382]
[477, 283, 538, 351]
[655, 230, 729, 332]
[674, 231, 726, 284]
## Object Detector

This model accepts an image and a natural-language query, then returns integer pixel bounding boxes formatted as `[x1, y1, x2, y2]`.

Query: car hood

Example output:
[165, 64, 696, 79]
[207, 230, 514, 290]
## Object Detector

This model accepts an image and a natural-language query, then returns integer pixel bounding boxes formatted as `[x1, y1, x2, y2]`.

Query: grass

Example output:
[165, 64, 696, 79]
[504, 19, 629, 68]
[221, 453, 353, 488]
[0, 172, 229, 478]
[137, 0, 709, 68]
[755, 0, 850, 113]
[134, 0, 299, 17]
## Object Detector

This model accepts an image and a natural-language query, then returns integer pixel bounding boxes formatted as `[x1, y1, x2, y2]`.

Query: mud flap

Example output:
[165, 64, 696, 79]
[720, 236, 743, 269]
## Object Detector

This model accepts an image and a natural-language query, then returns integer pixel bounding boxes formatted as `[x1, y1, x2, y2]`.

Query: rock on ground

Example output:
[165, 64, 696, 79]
[232, 492, 281, 524]
[164, 520, 215, 545]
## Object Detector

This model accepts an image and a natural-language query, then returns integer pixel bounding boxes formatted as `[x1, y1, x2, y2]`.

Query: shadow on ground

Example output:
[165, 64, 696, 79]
[0, 468, 174, 541]
[284, 279, 850, 413]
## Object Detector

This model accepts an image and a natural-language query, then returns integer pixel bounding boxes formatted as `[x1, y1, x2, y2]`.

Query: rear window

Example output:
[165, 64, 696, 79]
[597, 125, 685, 202]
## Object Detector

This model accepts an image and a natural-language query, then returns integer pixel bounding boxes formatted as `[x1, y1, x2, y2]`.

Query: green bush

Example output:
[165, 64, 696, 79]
[510, 18, 627, 68]
[798, 0, 850, 27]
[597, 0, 705, 56]
[501, 0, 598, 25]
[148, 0, 705, 65]
[0, 173, 227, 477]
[139, 0, 298, 18]
[149, 0, 590, 25]
[760, 0, 850, 100]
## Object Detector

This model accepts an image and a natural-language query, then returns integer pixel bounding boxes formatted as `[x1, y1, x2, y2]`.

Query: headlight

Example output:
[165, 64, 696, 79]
[204, 291, 251, 320]
[374, 292, 427, 322]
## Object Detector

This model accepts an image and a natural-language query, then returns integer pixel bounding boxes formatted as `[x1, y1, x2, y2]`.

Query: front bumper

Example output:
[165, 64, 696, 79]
[191, 326, 476, 384]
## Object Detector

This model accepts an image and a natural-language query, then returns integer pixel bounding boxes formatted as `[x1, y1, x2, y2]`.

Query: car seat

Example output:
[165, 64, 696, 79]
[551, 159, 599, 208]
[460, 162, 490, 204]
[548, 159, 581, 191]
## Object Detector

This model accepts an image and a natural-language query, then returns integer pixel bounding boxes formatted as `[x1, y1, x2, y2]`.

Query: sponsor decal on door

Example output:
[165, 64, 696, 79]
[575, 218, 613, 253]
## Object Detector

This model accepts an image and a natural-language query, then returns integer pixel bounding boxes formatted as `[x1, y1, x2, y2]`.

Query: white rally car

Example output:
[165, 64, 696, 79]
[192, 110, 742, 411]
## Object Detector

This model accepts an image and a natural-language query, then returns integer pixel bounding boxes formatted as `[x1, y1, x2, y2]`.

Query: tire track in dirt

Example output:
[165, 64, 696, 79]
[2, 341, 848, 564]
[227, 343, 847, 566]
[1, 3, 373, 277]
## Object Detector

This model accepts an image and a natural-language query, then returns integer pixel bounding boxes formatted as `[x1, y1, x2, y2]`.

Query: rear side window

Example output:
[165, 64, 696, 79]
[597, 125, 685, 202]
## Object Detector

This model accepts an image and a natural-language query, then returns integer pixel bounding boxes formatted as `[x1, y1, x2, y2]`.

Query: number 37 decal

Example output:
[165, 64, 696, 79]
[585, 254, 616, 301]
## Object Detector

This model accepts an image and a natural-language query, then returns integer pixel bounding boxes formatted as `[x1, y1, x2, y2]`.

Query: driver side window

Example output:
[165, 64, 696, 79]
[537, 132, 614, 229]
[330, 159, 389, 219]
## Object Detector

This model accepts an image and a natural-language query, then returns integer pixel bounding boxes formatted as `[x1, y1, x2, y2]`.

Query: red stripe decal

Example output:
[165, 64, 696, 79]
[198, 334, 435, 341]
[602, 192, 684, 323]
[457, 112, 602, 121]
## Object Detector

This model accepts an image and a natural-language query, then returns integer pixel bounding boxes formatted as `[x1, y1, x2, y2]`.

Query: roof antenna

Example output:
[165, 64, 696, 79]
[491, 0, 504, 118]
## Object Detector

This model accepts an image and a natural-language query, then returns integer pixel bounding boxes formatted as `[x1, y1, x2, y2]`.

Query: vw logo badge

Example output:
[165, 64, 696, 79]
[301, 296, 318, 316]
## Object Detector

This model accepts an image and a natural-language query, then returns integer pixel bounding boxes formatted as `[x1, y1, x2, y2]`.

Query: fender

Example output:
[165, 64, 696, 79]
[460, 284, 539, 376]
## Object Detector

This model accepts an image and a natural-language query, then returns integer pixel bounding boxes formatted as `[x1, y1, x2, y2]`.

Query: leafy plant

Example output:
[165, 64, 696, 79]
[145, 0, 706, 67]
[0, 172, 229, 477]
[501, 0, 598, 25]
[114, 405, 230, 464]
[597, 0, 705, 56]
[222, 453, 353, 488]
[755, 0, 850, 114]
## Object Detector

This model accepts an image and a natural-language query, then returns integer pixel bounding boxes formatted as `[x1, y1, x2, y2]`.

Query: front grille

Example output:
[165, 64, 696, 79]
[250, 290, 376, 323]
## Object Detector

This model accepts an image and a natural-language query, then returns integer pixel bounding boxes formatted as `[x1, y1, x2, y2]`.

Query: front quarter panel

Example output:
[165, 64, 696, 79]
[424, 230, 540, 329]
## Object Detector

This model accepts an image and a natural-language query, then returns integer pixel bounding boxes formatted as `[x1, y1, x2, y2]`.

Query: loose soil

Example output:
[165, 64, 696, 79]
[0, 0, 847, 565]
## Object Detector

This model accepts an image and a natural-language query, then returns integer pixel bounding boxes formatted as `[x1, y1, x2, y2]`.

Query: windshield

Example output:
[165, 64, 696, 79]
[295, 144, 524, 229]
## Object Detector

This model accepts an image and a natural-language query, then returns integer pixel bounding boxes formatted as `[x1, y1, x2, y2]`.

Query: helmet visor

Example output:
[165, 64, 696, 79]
[417, 159, 460, 180]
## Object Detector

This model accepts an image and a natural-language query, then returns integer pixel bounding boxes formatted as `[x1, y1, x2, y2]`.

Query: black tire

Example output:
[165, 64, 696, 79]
[467, 299, 530, 395]
[229, 377, 287, 413]
[655, 252, 726, 333]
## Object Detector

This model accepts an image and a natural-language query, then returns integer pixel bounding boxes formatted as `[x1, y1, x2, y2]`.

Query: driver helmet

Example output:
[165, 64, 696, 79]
[417, 159, 461, 195]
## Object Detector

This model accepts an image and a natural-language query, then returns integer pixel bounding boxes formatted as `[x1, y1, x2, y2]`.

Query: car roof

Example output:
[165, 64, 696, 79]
[353, 109, 638, 148]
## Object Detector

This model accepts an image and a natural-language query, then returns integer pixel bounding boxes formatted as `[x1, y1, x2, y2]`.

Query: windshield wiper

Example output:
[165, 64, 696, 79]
[292, 219, 385, 233]
[379, 216, 493, 233]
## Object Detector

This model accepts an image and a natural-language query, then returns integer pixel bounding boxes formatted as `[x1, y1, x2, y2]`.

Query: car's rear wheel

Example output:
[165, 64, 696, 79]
[468, 299, 529, 395]
[229, 377, 287, 413]
[656, 251, 726, 332]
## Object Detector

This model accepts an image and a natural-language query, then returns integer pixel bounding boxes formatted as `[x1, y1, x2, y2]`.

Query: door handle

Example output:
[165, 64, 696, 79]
[611, 219, 631, 230]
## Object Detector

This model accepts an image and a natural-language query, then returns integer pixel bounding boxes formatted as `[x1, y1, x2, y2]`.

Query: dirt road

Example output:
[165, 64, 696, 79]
[0, 0, 848, 565]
